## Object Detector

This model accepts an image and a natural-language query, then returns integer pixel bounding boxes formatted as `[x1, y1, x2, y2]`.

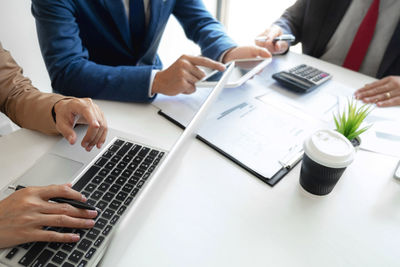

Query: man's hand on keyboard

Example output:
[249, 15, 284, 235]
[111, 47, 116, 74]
[0, 184, 97, 249]
[54, 98, 108, 151]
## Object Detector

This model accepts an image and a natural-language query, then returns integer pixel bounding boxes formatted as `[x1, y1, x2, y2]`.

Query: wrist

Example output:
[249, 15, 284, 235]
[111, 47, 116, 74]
[149, 70, 160, 97]
[53, 98, 73, 124]
[52, 99, 67, 124]
[51, 105, 57, 123]
[151, 71, 163, 95]
[221, 47, 236, 64]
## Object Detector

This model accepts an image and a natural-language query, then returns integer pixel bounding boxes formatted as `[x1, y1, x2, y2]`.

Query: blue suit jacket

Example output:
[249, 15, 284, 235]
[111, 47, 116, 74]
[31, 0, 236, 102]
[274, 0, 400, 79]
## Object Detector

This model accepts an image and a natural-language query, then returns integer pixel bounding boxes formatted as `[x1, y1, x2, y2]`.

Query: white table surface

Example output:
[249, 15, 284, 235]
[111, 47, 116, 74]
[1, 52, 399, 267]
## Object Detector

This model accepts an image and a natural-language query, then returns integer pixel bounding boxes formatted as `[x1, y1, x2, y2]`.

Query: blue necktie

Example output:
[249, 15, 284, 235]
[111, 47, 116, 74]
[129, 0, 146, 55]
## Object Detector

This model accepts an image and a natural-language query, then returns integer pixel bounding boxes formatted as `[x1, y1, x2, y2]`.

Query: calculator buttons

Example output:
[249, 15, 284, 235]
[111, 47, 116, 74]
[273, 64, 332, 93]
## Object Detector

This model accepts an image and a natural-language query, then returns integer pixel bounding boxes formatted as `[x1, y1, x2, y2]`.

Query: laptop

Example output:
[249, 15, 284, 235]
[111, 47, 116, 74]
[0, 63, 234, 267]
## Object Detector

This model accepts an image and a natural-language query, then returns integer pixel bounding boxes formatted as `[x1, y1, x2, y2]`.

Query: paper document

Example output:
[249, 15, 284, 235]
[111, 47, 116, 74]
[258, 81, 339, 122]
[260, 79, 400, 157]
[199, 98, 312, 177]
[153, 72, 400, 181]
[154, 77, 271, 125]
[361, 121, 400, 157]
[153, 78, 317, 179]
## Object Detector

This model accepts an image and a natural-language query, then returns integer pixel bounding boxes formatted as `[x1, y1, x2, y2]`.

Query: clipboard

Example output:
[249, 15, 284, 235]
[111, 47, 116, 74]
[157, 109, 304, 186]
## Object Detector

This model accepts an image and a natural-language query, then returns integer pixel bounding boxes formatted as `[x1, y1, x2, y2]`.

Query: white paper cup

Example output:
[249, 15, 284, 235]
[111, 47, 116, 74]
[300, 129, 355, 195]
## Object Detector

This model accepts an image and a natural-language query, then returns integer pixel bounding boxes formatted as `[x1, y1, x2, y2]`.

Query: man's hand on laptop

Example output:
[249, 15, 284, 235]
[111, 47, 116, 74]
[0, 184, 97, 249]
[152, 55, 225, 96]
[54, 98, 108, 151]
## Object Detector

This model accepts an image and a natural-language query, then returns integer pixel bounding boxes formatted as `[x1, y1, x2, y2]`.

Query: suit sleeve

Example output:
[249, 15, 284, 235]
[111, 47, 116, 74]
[273, 0, 307, 46]
[0, 44, 65, 135]
[31, 0, 154, 102]
[173, 0, 237, 61]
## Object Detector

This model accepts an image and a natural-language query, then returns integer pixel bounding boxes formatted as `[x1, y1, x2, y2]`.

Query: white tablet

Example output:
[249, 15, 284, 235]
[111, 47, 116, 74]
[197, 58, 271, 88]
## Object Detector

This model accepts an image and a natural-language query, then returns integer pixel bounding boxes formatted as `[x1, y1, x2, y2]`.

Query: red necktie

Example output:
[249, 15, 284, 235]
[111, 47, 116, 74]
[342, 0, 380, 71]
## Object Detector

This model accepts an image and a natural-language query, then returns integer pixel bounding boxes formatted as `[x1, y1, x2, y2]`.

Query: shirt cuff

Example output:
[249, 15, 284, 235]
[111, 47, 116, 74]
[218, 47, 236, 63]
[148, 69, 160, 98]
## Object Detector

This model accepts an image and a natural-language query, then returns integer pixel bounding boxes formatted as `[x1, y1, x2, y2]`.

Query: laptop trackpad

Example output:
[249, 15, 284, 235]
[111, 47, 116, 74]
[15, 153, 83, 188]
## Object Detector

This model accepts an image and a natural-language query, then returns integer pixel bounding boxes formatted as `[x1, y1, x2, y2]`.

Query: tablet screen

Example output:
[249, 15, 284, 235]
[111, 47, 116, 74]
[204, 58, 267, 83]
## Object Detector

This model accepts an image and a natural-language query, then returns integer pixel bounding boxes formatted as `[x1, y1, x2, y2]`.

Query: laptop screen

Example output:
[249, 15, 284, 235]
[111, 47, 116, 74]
[102, 63, 235, 263]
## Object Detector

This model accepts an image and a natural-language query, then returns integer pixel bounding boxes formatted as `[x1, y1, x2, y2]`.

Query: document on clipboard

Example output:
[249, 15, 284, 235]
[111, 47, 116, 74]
[153, 83, 318, 186]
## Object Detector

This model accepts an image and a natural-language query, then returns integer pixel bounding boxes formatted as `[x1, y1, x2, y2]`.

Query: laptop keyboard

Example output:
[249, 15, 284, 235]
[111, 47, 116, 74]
[1, 139, 165, 267]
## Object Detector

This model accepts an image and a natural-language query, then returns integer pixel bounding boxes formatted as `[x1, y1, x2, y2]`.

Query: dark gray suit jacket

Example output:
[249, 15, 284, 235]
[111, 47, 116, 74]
[274, 0, 400, 78]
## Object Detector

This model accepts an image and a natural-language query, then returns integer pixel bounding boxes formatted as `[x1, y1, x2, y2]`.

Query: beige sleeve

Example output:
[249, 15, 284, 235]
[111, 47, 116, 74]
[0, 43, 67, 135]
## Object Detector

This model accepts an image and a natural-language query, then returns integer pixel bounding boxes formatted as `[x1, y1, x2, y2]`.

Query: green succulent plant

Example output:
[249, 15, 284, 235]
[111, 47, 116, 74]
[333, 98, 373, 141]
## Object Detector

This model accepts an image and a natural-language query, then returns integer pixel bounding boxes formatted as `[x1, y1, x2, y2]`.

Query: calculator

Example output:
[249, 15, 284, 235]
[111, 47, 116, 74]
[272, 64, 332, 93]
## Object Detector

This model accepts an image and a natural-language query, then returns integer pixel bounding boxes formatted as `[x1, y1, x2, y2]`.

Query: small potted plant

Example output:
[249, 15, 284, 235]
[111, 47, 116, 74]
[333, 98, 373, 148]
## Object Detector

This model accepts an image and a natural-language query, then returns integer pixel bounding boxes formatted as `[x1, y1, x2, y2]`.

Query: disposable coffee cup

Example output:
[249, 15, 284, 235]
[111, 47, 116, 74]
[300, 129, 355, 195]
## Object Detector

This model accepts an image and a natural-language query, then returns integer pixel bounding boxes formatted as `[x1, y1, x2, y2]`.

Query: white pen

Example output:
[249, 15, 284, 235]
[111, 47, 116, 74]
[255, 34, 295, 43]
[255, 36, 269, 42]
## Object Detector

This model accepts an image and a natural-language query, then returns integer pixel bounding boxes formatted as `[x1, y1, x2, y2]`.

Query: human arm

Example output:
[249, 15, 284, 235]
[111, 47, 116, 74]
[354, 76, 400, 107]
[151, 47, 270, 96]
[0, 184, 97, 249]
[151, 45, 271, 95]
[221, 46, 271, 64]
[0, 44, 64, 135]
[255, 0, 307, 54]
[255, 25, 290, 55]
[172, 0, 237, 61]
[53, 98, 108, 151]
[31, 0, 154, 102]
[0, 44, 107, 150]
[152, 55, 225, 95]
[153, 0, 270, 95]
[173, 0, 271, 62]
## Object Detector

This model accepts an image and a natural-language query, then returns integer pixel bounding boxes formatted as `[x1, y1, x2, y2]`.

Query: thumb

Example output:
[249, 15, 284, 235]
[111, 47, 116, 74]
[275, 41, 289, 54]
[267, 26, 281, 40]
[56, 115, 77, 145]
[255, 47, 272, 58]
